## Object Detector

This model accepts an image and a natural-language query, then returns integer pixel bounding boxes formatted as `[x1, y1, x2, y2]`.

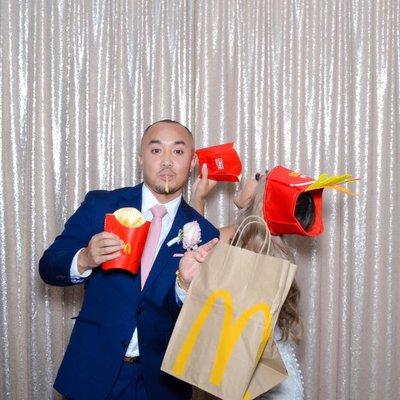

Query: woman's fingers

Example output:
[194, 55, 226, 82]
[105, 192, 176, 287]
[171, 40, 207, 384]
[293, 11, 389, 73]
[202, 163, 208, 180]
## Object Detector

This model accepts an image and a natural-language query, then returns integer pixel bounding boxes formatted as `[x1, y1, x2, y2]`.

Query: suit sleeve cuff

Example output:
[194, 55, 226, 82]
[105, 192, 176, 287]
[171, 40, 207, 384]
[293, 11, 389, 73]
[70, 248, 92, 282]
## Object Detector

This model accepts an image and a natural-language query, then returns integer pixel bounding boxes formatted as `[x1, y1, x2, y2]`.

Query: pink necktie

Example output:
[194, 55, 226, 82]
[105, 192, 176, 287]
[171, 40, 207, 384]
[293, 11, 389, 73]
[140, 204, 167, 289]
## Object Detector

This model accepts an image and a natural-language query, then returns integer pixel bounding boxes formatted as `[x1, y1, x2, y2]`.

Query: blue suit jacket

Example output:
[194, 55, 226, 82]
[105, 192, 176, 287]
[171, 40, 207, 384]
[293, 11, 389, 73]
[39, 183, 219, 400]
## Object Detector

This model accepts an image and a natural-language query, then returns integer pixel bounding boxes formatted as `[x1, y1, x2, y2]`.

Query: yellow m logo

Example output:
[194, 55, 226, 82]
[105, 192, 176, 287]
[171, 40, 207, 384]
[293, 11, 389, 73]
[122, 242, 131, 254]
[171, 289, 272, 387]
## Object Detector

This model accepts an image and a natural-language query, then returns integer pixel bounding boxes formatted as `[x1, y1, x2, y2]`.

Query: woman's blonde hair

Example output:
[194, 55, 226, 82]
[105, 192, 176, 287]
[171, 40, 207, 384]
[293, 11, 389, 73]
[231, 175, 303, 342]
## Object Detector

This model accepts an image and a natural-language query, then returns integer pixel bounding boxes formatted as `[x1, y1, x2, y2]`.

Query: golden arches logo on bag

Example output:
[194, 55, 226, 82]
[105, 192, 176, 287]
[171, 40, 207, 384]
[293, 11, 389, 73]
[172, 289, 273, 388]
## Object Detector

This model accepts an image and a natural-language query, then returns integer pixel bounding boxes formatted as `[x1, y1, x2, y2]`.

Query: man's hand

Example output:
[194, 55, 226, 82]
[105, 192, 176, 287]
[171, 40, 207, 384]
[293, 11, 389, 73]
[78, 232, 124, 274]
[190, 164, 218, 215]
[177, 238, 219, 291]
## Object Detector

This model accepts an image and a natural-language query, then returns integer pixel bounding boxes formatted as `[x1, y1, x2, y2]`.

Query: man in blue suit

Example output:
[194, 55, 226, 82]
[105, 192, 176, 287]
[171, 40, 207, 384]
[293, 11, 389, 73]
[39, 120, 219, 400]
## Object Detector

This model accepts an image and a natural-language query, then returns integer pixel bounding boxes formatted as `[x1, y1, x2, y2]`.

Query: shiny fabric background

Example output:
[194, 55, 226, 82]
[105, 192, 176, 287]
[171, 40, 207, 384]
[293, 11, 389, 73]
[0, 1, 399, 399]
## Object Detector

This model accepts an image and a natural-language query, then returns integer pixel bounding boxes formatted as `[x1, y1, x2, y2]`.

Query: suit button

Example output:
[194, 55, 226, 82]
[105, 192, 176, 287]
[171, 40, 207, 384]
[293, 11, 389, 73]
[137, 307, 144, 315]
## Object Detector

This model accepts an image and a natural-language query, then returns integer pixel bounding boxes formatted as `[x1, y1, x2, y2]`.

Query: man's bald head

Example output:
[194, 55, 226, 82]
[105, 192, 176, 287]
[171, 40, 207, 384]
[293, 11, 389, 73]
[141, 119, 194, 151]
[138, 119, 196, 203]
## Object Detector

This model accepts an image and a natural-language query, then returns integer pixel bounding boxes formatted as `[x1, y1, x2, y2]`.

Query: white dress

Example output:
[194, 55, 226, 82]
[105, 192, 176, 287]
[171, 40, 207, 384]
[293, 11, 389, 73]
[257, 329, 304, 400]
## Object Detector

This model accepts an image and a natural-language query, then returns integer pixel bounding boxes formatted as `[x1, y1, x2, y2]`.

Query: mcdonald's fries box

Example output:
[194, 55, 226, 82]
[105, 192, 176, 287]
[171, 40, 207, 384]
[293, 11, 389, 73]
[101, 209, 150, 274]
[196, 142, 242, 182]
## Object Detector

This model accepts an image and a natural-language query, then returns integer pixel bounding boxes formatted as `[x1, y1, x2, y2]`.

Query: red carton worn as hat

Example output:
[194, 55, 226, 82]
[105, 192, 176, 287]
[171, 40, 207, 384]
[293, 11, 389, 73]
[102, 208, 151, 274]
[196, 142, 242, 182]
[263, 166, 323, 236]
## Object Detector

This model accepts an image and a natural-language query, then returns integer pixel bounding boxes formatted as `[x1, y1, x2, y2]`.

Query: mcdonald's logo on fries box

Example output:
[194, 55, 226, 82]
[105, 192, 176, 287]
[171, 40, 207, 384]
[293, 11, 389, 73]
[102, 208, 150, 274]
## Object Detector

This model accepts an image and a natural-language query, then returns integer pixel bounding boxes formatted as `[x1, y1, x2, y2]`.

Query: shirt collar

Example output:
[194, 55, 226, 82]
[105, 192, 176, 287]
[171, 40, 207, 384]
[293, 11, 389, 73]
[141, 183, 182, 220]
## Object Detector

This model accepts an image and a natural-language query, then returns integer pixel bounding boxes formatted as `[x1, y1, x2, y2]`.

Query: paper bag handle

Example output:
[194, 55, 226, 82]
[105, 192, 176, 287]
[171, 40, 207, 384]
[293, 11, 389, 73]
[230, 215, 272, 256]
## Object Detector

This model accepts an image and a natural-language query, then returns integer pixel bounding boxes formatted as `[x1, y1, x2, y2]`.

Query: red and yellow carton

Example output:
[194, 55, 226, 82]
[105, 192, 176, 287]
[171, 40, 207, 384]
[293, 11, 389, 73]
[102, 208, 150, 274]
[263, 165, 357, 236]
[263, 166, 323, 236]
[196, 142, 242, 182]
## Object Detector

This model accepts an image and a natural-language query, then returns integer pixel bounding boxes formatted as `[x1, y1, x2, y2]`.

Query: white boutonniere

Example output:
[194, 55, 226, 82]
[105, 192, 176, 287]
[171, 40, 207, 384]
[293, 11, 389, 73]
[167, 221, 202, 255]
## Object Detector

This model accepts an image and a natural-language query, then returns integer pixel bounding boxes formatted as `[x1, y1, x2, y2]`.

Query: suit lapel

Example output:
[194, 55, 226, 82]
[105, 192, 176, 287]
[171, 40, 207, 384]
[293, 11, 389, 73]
[141, 199, 191, 295]
[117, 184, 143, 210]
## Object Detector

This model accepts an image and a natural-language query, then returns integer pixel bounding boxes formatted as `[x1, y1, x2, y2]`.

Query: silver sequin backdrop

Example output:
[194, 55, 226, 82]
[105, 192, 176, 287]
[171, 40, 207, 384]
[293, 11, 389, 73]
[0, 1, 399, 399]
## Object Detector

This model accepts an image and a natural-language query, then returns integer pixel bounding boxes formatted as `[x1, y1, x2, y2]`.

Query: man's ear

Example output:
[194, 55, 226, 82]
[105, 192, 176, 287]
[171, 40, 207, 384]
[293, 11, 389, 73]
[189, 153, 197, 173]
[138, 153, 143, 169]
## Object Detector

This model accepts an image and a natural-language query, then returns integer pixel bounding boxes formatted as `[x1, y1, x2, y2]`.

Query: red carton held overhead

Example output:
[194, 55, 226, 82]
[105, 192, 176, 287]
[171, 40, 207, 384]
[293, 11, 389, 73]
[196, 142, 242, 182]
[263, 165, 357, 237]
[102, 208, 150, 274]
[263, 166, 323, 237]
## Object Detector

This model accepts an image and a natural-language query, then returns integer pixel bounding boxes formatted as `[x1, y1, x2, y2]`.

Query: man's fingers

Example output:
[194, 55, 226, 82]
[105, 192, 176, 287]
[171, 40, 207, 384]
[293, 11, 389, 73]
[193, 252, 206, 263]
[97, 251, 121, 263]
[98, 245, 123, 255]
[197, 247, 209, 258]
[97, 238, 124, 248]
[94, 231, 121, 241]
[191, 238, 219, 263]
[199, 237, 219, 253]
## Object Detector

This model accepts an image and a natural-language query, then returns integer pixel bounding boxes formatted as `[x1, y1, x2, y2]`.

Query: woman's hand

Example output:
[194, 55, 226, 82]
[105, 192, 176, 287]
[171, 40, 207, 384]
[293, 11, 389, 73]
[177, 238, 219, 290]
[190, 164, 218, 215]
[233, 176, 259, 209]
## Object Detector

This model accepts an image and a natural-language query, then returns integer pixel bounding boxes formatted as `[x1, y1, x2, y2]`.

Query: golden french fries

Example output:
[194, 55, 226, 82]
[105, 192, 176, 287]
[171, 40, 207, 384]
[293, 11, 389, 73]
[165, 176, 169, 193]
[113, 207, 146, 228]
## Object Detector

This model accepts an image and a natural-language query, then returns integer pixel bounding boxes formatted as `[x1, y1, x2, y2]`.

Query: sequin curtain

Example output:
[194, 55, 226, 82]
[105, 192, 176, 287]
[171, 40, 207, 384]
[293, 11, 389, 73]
[1, 1, 399, 399]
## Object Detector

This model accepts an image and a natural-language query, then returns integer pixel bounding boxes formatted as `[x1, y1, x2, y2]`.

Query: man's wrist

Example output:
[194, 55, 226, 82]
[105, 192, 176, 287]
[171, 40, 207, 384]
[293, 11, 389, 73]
[176, 269, 190, 292]
[77, 249, 92, 274]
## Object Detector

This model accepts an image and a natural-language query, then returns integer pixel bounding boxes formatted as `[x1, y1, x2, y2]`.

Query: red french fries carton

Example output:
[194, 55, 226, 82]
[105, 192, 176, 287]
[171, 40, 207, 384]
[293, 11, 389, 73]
[263, 165, 357, 236]
[196, 142, 242, 182]
[263, 166, 323, 236]
[102, 208, 151, 274]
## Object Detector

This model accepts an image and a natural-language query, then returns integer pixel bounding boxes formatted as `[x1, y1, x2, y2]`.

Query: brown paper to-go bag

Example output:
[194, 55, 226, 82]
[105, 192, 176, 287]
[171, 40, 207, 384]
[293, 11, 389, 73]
[162, 216, 297, 399]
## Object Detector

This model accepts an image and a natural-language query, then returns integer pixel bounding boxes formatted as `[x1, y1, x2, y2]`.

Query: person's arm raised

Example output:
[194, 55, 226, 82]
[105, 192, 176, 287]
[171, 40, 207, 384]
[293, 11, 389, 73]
[189, 163, 217, 215]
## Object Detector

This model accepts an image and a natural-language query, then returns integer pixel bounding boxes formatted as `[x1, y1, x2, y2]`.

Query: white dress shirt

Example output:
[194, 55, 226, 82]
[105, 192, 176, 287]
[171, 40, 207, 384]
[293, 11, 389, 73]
[70, 184, 188, 357]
